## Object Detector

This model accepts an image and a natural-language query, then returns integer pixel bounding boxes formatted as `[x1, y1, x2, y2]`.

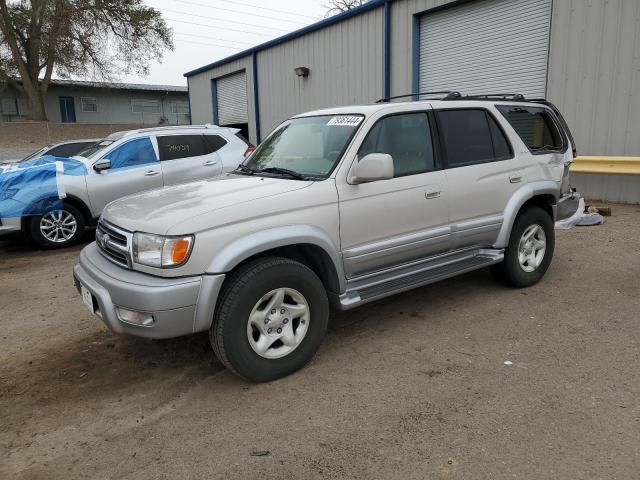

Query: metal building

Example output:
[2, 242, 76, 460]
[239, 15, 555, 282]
[185, 0, 640, 159]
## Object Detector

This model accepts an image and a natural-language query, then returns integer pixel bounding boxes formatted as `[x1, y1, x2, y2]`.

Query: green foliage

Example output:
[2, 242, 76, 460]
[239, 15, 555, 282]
[0, 0, 174, 119]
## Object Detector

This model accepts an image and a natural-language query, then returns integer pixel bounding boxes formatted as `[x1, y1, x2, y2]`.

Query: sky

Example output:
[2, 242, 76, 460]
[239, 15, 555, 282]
[120, 0, 329, 87]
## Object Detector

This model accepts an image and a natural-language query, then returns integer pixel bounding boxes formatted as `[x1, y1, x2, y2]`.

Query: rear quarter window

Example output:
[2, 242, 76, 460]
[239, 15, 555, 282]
[204, 135, 227, 152]
[497, 106, 565, 154]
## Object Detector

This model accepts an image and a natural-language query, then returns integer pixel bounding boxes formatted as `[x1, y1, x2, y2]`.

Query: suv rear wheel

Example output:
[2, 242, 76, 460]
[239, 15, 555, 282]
[492, 206, 555, 288]
[28, 203, 85, 249]
[210, 256, 329, 382]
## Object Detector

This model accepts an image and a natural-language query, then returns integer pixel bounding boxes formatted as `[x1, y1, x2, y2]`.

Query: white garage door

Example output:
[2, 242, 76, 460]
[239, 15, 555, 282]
[419, 0, 552, 98]
[216, 71, 248, 125]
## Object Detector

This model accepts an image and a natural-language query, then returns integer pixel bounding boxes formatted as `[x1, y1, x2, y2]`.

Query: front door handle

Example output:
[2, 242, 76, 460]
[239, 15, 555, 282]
[203, 160, 218, 166]
[425, 185, 441, 199]
[144, 169, 160, 176]
[509, 173, 523, 183]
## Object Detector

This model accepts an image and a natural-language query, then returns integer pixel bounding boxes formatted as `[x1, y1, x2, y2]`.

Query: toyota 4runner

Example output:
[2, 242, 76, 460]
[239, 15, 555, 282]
[73, 92, 580, 381]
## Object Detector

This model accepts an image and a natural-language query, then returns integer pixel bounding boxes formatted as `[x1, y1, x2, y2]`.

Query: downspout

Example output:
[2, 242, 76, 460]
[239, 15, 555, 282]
[383, 0, 391, 100]
[252, 52, 261, 143]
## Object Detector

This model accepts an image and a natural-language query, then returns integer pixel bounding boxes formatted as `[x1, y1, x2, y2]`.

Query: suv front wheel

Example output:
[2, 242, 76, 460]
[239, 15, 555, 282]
[492, 206, 555, 288]
[210, 256, 329, 382]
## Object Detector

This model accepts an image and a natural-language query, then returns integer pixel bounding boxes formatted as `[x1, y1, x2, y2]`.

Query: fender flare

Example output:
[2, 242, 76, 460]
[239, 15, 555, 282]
[494, 181, 559, 248]
[206, 225, 347, 292]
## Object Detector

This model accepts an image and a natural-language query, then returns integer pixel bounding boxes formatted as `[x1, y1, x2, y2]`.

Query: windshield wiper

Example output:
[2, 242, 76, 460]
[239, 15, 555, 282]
[233, 163, 256, 175]
[256, 167, 308, 180]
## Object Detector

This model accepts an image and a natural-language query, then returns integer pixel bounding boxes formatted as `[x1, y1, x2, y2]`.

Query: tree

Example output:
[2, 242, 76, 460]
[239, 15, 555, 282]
[324, 0, 367, 18]
[0, 0, 173, 121]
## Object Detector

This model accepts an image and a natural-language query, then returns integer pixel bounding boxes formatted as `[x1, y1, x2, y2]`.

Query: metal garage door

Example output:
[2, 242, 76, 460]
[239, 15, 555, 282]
[419, 0, 552, 98]
[216, 71, 248, 125]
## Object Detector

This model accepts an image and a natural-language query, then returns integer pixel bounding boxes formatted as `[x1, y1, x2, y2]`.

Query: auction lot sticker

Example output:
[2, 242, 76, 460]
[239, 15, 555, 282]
[327, 116, 363, 127]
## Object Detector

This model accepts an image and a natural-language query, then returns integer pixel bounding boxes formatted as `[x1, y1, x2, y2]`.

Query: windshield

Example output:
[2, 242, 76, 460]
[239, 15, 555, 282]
[19, 146, 49, 163]
[75, 139, 114, 158]
[242, 114, 364, 178]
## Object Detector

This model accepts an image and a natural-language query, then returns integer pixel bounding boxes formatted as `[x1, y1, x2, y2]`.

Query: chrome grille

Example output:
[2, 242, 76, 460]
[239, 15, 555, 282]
[95, 220, 131, 268]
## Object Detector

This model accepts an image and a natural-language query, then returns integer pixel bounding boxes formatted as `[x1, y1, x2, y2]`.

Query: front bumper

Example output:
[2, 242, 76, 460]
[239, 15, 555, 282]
[73, 243, 225, 339]
[556, 191, 582, 221]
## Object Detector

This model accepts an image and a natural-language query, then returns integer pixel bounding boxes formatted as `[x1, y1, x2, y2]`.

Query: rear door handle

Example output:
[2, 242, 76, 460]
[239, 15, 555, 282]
[144, 169, 160, 176]
[509, 173, 523, 183]
[203, 160, 218, 166]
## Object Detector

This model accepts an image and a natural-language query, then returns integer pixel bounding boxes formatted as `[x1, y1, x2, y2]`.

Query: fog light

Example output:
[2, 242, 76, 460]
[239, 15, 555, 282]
[116, 307, 155, 327]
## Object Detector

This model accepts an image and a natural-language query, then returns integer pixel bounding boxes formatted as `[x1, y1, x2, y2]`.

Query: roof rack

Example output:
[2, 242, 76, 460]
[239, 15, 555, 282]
[375, 91, 461, 103]
[449, 93, 526, 101]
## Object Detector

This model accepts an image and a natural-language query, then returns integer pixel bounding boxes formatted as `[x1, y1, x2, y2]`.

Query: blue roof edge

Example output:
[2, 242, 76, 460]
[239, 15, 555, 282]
[183, 0, 388, 77]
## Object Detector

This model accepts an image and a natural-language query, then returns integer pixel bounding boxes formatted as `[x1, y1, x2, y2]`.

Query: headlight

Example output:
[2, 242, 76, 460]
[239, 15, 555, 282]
[133, 232, 194, 268]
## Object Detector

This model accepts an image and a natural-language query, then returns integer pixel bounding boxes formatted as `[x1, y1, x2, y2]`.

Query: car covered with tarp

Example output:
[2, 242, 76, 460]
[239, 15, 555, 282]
[0, 124, 249, 248]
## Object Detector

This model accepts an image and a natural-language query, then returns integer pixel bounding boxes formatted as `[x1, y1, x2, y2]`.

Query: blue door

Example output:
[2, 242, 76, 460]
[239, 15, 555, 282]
[59, 96, 76, 123]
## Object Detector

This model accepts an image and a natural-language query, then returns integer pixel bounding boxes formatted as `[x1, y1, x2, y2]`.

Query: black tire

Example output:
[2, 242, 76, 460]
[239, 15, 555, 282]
[491, 206, 555, 288]
[210, 256, 329, 382]
[28, 203, 85, 249]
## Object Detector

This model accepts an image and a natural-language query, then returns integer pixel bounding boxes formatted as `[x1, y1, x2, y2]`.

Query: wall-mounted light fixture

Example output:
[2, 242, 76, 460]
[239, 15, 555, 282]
[294, 67, 310, 78]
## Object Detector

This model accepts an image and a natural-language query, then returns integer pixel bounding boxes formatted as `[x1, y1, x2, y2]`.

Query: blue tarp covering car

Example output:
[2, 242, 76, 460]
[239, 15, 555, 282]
[0, 156, 86, 219]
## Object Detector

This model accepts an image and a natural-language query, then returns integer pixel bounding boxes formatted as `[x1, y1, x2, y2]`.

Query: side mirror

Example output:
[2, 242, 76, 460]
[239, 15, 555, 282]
[349, 153, 394, 184]
[93, 159, 111, 172]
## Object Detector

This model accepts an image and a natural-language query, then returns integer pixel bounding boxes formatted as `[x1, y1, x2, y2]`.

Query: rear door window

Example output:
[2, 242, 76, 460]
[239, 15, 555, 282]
[496, 106, 565, 154]
[157, 135, 213, 161]
[437, 109, 513, 167]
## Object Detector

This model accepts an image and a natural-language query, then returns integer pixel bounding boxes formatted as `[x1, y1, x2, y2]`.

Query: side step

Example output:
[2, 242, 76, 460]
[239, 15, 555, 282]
[334, 248, 503, 310]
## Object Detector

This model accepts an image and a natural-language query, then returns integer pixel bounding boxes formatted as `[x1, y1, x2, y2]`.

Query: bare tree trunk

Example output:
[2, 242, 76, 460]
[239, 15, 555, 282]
[23, 82, 48, 121]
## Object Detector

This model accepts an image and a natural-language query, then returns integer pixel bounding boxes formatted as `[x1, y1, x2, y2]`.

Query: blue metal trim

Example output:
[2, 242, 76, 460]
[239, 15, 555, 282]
[210, 78, 219, 125]
[252, 53, 261, 144]
[184, 0, 388, 77]
[411, 14, 420, 100]
[383, 1, 391, 98]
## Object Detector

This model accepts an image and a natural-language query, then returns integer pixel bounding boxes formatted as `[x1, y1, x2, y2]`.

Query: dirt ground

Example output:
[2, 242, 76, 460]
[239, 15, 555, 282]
[1, 205, 639, 479]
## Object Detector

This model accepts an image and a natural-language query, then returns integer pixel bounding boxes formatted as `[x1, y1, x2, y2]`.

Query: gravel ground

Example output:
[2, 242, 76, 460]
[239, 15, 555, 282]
[1, 205, 639, 479]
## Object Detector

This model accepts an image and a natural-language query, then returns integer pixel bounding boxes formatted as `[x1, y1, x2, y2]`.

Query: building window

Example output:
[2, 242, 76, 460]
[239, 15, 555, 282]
[1, 97, 18, 115]
[131, 99, 161, 114]
[81, 97, 98, 113]
[171, 101, 189, 114]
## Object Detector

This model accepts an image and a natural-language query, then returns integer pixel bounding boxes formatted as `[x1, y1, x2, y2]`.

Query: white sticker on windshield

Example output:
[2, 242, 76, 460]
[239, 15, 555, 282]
[327, 115, 363, 127]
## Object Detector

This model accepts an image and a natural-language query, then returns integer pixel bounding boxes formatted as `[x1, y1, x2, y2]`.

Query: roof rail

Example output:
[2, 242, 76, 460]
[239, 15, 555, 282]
[375, 91, 461, 103]
[447, 93, 526, 101]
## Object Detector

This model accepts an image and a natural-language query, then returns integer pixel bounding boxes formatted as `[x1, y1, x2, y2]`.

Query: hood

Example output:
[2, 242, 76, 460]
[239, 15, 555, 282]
[0, 156, 87, 219]
[102, 174, 313, 234]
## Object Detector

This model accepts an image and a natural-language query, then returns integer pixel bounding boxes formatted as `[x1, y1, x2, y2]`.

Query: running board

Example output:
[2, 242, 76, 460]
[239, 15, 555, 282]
[333, 248, 504, 310]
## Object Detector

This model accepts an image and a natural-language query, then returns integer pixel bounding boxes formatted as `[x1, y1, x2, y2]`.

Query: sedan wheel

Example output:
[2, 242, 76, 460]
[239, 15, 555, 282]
[39, 210, 78, 244]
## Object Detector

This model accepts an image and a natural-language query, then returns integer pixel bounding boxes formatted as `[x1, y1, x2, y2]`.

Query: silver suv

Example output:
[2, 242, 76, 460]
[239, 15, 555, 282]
[0, 125, 250, 248]
[73, 93, 580, 381]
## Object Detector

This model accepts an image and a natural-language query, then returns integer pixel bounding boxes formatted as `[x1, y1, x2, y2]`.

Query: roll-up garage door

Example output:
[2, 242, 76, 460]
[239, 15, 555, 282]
[216, 71, 248, 125]
[419, 0, 552, 98]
